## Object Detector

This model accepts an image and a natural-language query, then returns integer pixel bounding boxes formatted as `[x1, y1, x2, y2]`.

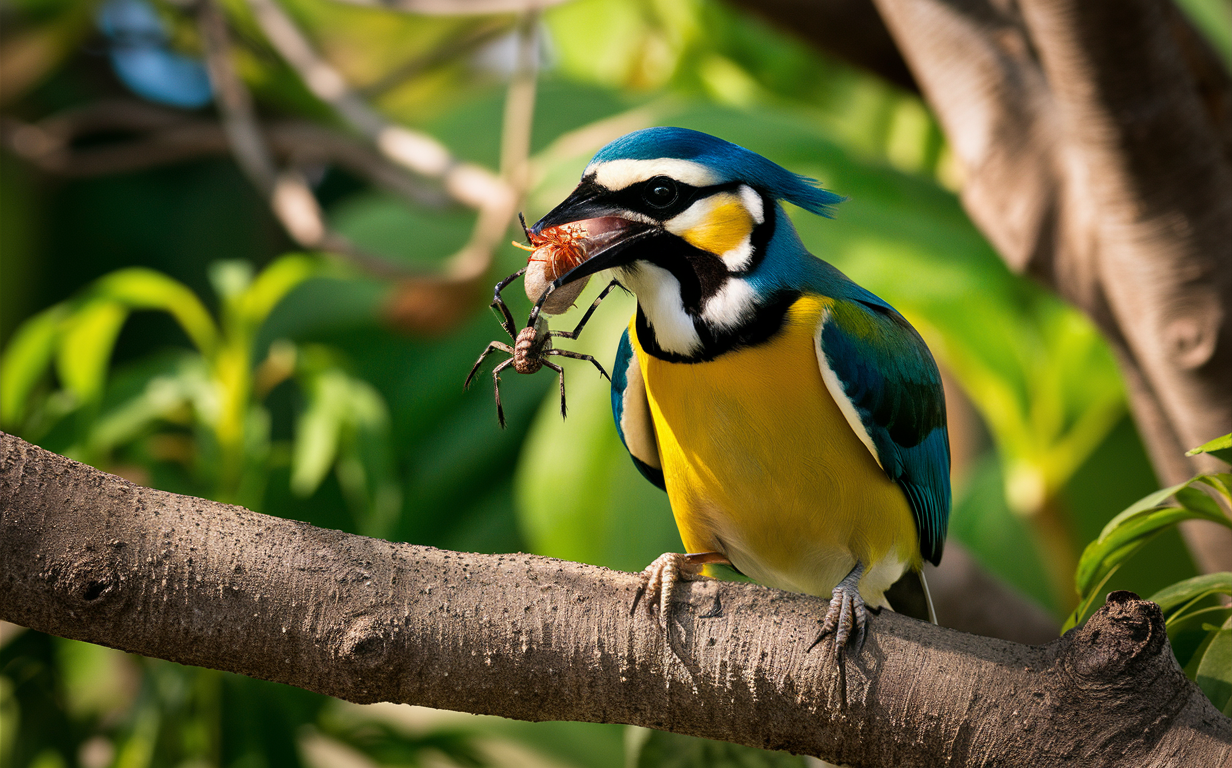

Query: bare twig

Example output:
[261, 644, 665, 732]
[0, 103, 449, 207]
[357, 19, 513, 100]
[244, 0, 535, 332]
[385, 7, 541, 332]
[198, 0, 411, 277]
[244, 0, 511, 214]
[1, 432, 1228, 767]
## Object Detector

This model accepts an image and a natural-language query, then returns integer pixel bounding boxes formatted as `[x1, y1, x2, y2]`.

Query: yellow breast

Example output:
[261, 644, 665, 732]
[633, 295, 920, 603]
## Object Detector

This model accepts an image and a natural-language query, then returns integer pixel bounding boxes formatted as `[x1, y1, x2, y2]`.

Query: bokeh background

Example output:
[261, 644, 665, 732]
[2, 1, 1229, 766]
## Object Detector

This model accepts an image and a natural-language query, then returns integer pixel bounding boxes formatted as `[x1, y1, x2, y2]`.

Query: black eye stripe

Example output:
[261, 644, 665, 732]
[597, 177, 750, 222]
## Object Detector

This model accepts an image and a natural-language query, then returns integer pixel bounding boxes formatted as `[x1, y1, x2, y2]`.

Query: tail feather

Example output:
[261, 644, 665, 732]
[884, 569, 936, 624]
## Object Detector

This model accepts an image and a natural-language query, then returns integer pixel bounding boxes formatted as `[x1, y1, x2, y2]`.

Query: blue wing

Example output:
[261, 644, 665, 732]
[816, 296, 951, 565]
[612, 328, 665, 490]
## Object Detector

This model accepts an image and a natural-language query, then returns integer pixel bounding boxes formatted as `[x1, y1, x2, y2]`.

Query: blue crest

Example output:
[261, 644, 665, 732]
[590, 127, 845, 217]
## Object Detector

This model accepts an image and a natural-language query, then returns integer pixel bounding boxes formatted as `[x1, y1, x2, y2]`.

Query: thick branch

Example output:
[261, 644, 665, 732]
[1, 433, 1227, 766]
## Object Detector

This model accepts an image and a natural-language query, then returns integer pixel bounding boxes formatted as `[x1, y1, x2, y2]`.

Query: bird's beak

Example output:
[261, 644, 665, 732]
[530, 183, 662, 288]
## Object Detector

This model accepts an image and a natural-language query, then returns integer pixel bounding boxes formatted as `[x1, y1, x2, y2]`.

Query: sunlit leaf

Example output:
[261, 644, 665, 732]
[0, 304, 67, 426]
[240, 255, 321, 327]
[54, 299, 129, 408]
[93, 268, 219, 356]
[1075, 501, 1230, 596]
[291, 370, 347, 498]
[1186, 432, 1232, 463]
[87, 354, 208, 454]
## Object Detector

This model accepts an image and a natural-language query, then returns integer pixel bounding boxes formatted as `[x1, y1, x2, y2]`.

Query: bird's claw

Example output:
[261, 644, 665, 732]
[633, 553, 691, 626]
[631, 551, 729, 628]
[809, 562, 869, 657]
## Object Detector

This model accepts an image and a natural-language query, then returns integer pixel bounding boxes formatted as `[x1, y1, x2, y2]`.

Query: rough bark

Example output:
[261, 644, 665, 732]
[737, 0, 1232, 573]
[2, 433, 1228, 766]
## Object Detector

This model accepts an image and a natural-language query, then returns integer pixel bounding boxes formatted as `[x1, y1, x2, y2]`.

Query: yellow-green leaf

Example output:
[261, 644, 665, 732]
[93, 268, 218, 356]
[0, 304, 67, 426]
[1186, 433, 1232, 464]
[54, 300, 129, 407]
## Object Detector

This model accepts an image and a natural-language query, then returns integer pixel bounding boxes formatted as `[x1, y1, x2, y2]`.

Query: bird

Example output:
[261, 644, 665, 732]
[527, 127, 950, 652]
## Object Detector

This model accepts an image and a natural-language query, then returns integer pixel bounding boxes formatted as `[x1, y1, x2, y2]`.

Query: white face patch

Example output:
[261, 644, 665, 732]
[701, 278, 757, 330]
[619, 263, 702, 356]
[738, 185, 764, 224]
[719, 239, 754, 272]
[815, 309, 884, 470]
[588, 158, 719, 191]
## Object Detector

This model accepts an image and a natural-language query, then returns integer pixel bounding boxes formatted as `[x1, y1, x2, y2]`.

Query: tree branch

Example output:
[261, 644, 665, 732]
[2, 432, 1227, 766]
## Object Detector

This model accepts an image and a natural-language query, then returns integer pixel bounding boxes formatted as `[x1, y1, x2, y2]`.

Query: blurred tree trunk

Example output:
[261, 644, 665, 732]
[738, 0, 1232, 573]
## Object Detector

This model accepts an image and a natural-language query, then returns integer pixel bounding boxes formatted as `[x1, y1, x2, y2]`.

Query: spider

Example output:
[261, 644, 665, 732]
[465, 218, 624, 427]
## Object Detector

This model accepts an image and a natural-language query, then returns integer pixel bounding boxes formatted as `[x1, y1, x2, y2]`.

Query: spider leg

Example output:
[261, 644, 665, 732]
[518, 212, 532, 242]
[549, 280, 625, 341]
[544, 349, 610, 381]
[491, 357, 516, 428]
[465, 342, 514, 389]
[543, 360, 567, 419]
[490, 268, 527, 340]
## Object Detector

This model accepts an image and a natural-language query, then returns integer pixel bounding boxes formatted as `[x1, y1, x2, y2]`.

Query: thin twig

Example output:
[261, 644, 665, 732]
[357, 19, 513, 101]
[0, 110, 448, 208]
[243, 0, 510, 210]
[198, 0, 410, 278]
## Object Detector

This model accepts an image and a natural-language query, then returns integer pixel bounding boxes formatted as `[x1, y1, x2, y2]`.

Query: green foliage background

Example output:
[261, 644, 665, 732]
[2, 0, 1229, 766]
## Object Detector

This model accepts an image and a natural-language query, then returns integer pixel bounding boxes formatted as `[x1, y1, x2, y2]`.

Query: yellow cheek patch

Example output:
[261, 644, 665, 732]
[679, 195, 754, 256]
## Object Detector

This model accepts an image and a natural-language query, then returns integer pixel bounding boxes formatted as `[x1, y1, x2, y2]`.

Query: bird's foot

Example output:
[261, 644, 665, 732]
[809, 561, 869, 657]
[632, 551, 730, 628]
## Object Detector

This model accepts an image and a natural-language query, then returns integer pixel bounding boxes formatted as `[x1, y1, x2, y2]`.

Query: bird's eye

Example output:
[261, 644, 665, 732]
[642, 177, 678, 208]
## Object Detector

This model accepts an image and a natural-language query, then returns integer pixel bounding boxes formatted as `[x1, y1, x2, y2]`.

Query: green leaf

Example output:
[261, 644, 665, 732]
[1075, 503, 1226, 597]
[633, 730, 805, 768]
[0, 304, 67, 426]
[1194, 616, 1232, 716]
[1149, 573, 1232, 615]
[1076, 476, 1232, 594]
[240, 255, 320, 327]
[290, 369, 348, 498]
[1187, 432, 1232, 464]
[93, 268, 219, 356]
[1195, 473, 1232, 506]
[54, 299, 129, 408]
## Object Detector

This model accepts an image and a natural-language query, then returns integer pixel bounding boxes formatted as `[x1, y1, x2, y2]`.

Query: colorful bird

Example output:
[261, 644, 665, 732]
[529, 128, 950, 651]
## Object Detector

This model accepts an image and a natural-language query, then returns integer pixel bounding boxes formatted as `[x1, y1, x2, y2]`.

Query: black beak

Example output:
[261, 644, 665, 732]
[530, 182, 662, 287]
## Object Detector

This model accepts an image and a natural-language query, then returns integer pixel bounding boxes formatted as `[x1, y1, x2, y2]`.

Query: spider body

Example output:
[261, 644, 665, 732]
[465, 265, 623, 427]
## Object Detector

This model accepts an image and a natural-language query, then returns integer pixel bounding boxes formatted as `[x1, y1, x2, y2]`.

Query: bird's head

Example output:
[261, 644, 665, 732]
[531, 127, 844, 358]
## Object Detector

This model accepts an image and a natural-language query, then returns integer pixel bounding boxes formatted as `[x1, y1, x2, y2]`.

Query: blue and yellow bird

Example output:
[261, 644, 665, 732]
[529, 128, 951, 649]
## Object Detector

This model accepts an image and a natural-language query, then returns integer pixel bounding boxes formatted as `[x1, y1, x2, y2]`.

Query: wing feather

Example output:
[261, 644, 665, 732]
[815, 298, 951, 564]
[612, 328, 665, 490]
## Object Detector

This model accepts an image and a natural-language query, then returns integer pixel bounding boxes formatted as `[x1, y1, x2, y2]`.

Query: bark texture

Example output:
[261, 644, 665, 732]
[739, 0, 1232, 573]
[2, 433, 1228, 766]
